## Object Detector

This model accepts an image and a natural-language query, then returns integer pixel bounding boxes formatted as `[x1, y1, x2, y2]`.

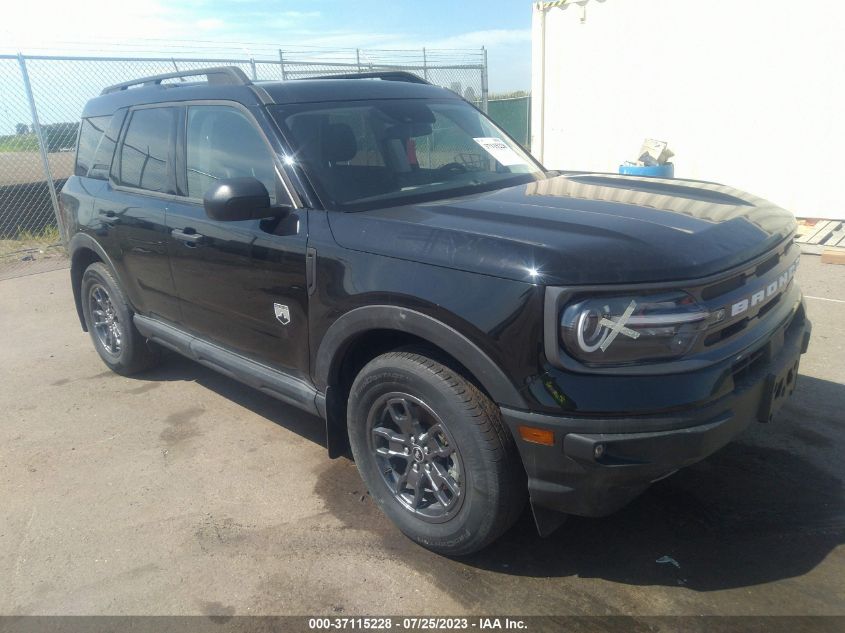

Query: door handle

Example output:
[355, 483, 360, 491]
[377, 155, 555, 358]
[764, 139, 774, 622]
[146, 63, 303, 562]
[171, 228, 205, 246]
[99, 211, 119, 224]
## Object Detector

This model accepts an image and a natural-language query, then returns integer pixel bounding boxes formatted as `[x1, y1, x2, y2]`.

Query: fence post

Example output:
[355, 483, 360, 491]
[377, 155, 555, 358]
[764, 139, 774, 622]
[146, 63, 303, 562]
[422, 47, 429, 81]
[249, 57, 257, 80]
[527, 95, 532, 149]
[480, 47, 489, 113]
[356, 49, 362, 73]
[279, 50, 287, 80]
[17, 53, 63, 241]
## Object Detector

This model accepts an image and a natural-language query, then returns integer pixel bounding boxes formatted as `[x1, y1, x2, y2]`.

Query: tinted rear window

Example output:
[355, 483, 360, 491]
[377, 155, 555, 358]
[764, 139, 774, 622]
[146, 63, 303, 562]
[86, 111, 126, 181]
[75, 116, 110, 177]
[114, 107, 176, 193]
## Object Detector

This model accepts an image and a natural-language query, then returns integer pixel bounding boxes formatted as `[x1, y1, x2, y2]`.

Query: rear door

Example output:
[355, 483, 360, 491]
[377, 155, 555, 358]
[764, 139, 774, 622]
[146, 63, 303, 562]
[165, 103, 310, 379]
[63, 113, 117, 245]
[97, 105, 181, 322]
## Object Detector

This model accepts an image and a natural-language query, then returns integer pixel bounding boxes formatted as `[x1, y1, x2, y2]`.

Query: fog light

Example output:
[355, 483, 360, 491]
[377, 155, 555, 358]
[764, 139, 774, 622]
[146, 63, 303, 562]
[593, 443, 605, 459]
[518, 425, 555, 446]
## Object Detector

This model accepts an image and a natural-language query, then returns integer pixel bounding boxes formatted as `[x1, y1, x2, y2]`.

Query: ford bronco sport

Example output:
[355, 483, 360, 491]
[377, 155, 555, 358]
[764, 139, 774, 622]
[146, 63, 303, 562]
[62, 67, 811, 555]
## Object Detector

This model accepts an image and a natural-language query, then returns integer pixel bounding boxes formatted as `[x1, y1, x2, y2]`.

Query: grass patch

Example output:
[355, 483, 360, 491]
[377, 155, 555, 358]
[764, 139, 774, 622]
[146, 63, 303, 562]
[0, 224, 63, 258]
[16, 225, 61, 243]
[0, 133, 39, 153]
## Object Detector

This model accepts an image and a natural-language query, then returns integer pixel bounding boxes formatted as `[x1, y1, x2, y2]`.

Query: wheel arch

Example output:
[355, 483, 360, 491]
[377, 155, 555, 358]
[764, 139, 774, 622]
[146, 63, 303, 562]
[68, 234, 117, 331]
[314, 305, 526, 457]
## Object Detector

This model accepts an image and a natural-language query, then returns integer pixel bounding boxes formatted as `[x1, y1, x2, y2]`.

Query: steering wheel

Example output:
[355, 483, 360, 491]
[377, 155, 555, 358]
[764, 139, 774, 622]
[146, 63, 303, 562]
[436, 162, 468, 175]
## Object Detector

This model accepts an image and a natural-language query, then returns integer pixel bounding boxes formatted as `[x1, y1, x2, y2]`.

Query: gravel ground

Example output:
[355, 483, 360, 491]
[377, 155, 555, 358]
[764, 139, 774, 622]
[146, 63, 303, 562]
[0, 258, 843, 618]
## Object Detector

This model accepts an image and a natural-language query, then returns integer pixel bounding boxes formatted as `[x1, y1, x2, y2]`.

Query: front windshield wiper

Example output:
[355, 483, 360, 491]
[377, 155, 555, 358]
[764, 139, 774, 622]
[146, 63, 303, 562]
[343, 174, 537, 208]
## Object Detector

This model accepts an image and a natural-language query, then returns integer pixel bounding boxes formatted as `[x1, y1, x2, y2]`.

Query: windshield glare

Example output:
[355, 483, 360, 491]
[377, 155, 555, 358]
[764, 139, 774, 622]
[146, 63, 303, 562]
[270, 99, 546, 211]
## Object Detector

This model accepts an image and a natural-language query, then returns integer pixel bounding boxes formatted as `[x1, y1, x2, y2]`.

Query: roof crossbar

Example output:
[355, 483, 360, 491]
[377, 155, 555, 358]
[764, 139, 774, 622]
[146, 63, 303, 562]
[101, 66, 251, 95]
[303, 71, 430, 85]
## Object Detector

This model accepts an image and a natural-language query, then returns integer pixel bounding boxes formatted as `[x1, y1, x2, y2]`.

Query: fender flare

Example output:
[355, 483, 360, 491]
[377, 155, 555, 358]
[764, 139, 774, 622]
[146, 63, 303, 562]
[314, 305, 526, 408]
[68, 233, 122, 331]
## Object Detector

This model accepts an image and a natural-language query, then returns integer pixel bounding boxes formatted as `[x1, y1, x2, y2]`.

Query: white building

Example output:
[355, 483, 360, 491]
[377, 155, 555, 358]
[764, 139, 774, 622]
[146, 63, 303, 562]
[531, 0, 845, 219]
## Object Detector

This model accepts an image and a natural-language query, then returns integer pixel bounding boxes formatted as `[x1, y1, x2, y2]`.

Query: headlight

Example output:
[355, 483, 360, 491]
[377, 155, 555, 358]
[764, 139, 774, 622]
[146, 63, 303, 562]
[560, 291, 710, 366]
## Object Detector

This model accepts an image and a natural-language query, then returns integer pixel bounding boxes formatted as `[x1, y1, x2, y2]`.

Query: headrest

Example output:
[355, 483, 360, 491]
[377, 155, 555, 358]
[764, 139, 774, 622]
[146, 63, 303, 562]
[322, 122, 357, 163]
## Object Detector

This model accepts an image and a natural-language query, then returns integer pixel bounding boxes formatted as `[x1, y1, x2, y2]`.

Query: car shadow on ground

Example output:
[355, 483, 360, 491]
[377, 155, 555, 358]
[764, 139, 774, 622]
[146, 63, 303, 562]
[131, 356, 844, 593]
[135, 351, 328, 449]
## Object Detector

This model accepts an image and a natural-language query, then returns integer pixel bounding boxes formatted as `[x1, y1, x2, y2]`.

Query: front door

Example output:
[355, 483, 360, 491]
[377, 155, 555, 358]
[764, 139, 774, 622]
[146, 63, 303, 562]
[165, 103, 310, 379]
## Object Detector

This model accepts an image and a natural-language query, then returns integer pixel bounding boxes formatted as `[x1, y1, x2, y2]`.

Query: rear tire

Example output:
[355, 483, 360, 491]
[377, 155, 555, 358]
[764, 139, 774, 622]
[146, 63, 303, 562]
[81, 262, 160, 375]
[347, 350, 526, 556]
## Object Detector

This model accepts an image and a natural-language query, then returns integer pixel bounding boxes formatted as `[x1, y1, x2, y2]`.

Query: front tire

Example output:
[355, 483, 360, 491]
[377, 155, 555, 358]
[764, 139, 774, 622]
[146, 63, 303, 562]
[80, 262, 160, 375]
[347, 350, 526, 556]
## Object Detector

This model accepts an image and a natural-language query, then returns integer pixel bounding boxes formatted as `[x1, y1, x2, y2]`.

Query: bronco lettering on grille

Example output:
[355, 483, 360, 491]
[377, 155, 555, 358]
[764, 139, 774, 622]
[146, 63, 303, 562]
[729, 258, 799, 318]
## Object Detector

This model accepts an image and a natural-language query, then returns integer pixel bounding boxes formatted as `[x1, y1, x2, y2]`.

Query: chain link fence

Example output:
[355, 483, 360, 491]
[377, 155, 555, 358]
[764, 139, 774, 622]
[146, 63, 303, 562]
[0, 48, 487, 280]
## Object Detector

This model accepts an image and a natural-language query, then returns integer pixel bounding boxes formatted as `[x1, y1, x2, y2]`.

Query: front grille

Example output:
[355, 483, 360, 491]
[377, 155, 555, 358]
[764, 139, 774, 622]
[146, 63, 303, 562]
[729, 303, 804, 389]
[755, 251, 781, 277]
[756, 292, 782, 319]
[701, 273, 745, 300]
[689, 238, 799, 356]
[704, 318, 748, 347]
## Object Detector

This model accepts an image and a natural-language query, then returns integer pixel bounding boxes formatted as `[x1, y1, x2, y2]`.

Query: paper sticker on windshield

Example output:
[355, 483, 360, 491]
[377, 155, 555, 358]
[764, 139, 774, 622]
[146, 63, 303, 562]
[472, 137, 526, 166]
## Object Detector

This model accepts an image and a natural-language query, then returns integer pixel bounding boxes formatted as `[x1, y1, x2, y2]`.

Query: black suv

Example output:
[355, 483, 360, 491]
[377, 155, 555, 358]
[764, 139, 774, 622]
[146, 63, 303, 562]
[63, 67, 811, 555]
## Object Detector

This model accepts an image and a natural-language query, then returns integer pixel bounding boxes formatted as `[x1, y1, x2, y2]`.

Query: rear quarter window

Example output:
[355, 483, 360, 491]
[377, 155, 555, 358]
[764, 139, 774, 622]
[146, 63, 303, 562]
[75, 116, 111, 177]
[113, 107, 176, 193]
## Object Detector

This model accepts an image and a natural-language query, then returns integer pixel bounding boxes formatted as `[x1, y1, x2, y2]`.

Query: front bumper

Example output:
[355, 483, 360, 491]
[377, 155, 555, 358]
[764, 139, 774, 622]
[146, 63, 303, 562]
[501, 305, 812, 522]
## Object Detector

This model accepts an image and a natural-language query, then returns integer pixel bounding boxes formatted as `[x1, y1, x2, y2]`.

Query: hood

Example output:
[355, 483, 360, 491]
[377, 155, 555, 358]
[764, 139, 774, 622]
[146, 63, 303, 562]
[327, 173, 797, 285]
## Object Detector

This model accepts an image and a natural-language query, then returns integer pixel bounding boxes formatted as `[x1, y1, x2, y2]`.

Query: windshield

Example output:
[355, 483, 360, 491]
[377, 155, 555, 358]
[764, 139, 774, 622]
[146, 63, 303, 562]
[270, 98, 547, 211]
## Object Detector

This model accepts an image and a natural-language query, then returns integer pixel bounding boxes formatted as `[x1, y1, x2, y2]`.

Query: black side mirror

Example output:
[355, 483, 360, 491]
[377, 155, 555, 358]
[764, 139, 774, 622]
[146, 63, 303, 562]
[203, 177, 287, 222]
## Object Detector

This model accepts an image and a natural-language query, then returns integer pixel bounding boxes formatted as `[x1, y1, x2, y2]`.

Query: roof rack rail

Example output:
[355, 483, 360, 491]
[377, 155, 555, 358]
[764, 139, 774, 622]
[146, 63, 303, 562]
[101, 66, 251, 95]
[304, 71, 430, 85]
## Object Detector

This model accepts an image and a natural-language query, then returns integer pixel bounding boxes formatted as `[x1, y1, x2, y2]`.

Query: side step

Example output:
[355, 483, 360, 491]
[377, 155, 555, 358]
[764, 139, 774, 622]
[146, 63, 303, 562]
[134, 315, 320, 416]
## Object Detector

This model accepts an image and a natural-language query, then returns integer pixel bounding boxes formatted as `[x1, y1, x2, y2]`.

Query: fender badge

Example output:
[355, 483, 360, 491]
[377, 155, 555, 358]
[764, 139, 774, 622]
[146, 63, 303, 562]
[274, 303, 291, 325]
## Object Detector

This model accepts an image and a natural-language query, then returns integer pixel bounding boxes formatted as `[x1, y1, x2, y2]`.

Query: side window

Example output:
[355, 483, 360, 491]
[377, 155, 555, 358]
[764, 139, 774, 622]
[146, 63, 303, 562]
[75, 116, 110, 177]
[186, 106, 276, 203]
[114, 107, 176, 193]
[87, 111, 125, 181]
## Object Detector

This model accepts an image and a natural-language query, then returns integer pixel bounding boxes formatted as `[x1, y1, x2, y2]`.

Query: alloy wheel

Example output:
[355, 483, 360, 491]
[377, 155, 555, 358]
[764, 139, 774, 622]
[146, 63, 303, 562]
[367, 392, 464, 523]
[89, 284, 122, 356]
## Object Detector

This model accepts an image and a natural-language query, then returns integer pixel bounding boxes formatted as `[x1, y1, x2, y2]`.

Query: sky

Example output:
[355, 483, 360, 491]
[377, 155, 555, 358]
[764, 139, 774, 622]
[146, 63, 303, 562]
[1, 1, 535, 93]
